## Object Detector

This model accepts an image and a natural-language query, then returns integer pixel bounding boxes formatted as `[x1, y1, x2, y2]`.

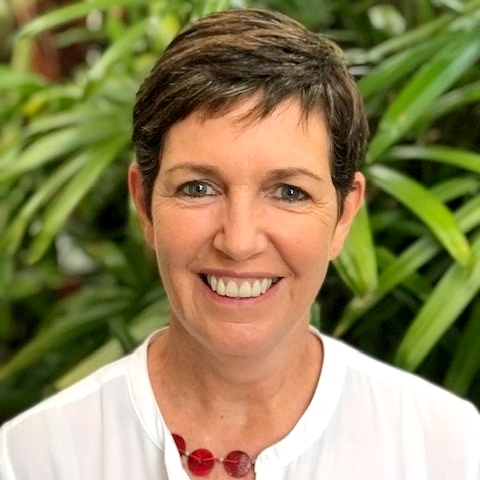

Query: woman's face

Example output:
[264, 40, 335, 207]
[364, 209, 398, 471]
[130, 98, 364, 357]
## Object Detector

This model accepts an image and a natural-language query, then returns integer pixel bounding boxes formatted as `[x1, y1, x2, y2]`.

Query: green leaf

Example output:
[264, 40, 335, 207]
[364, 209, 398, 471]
[16, 0, 150, 39]
[395, 235, 480, 371]
[0, 288, 133, 381]
[310, 301, 321, 330]
[333, 183, 480, 336]
[0, 67, 46, 90]
[85, 239, 154, 289]
[365, 0, 480, 61]
[108, 318, 139, 354]
[377, 193, 480, 297]
[436, 0, 465, 12]
[368, 5, 405, 36]
[0, 253, 14, 338]
[376, 247, 431, 299]
[86, 20, 148, 87]
[367, 164, 471, 265]
[334, 203, 378, 296]
[190, 0, 232, 21]
[333, 238, 439, 338]
[358, 35, 455, 99]
[5, 153, 86, 255]
[0, 128, 84, 184]
[368, 31, 480, 161]
[430, 176, 479, 202]
[26, 111, 83, 136]
[424, 81, 480, 120]
[364, 11, 454, 62]
[28, 136, 127, 263]
[21, 84, 82, 117]
[444, 301, 480, 395]
[334, 246, 432, 338]
[55, 297, 170, 389]
[387, 145, 480, 173]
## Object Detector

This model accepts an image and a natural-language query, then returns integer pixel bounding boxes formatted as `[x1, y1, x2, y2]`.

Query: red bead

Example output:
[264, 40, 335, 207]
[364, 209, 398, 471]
[188, 449, 215, 476]
[172, 434, 186, 455]
[223, 450, 253, 477]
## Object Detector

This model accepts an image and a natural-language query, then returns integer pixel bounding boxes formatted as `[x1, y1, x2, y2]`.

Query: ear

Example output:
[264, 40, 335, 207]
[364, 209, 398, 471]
[330, 171, 366, 260]
[128, 163, 155, 249]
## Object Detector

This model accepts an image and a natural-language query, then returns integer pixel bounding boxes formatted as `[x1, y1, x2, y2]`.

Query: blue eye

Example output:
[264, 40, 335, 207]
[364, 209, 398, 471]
[274, 185, 308, 203]
[180, 181, 215, 197]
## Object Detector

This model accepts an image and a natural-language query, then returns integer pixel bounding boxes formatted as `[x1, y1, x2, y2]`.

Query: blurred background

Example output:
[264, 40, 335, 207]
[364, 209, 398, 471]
[0, 0, 479, 422]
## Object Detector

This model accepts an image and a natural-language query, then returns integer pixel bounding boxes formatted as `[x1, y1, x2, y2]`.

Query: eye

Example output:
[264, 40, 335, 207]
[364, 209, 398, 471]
[180, 181, 216, 197]
[273, 184, 308, 203]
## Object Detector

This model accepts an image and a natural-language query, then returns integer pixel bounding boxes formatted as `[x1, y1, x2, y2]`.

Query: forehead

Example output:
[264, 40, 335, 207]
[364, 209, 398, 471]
[160, 92, 328, 151]
[160, 96, 332, 177]
[195, 93, 329, 135]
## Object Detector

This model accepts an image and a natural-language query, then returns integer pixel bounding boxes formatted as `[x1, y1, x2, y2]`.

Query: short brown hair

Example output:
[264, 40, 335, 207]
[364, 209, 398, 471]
[132, 8, 368, 216]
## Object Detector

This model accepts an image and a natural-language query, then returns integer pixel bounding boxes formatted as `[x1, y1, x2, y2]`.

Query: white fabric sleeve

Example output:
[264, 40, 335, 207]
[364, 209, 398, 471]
[467, 404, 480, 480]
[0, 424, 15, 480]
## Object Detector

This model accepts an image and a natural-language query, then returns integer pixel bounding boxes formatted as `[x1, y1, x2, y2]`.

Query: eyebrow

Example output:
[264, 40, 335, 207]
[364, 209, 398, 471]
[265, 167, 325, 184]
[164, 163, 221, 177]
[163, 163, 325, 184]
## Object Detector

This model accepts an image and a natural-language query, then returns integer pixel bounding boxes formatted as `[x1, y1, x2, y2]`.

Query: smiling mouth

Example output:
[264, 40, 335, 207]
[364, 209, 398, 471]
[202, 275, 280, 299]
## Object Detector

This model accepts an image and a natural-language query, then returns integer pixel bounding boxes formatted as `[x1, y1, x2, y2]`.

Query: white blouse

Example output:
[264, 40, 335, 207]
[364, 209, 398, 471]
[1, 328, 479, 479]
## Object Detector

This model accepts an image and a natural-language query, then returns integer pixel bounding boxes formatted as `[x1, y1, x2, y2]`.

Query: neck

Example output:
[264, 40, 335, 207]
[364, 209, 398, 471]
[148, 321, 323, 434]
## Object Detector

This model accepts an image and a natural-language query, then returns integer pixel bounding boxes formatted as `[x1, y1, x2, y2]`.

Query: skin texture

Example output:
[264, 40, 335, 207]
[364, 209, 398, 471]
[129, 97, 365, 477]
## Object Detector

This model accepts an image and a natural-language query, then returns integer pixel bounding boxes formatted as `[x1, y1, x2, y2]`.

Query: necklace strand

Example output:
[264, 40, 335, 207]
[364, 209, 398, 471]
[173, 433, 254, 477]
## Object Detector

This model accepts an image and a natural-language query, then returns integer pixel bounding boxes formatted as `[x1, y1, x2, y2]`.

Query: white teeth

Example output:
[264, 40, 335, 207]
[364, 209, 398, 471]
[225, 281, 238, 298]
[206, 275, 277, 298]
[238, 281, 252, 298]
[251, 280, 261, 297]
[261, 278, 272, 293]
[216, 278, 226, 296]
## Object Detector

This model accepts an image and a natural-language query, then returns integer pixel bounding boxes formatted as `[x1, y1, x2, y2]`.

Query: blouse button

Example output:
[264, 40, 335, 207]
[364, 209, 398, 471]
[260, 452, 272, 463]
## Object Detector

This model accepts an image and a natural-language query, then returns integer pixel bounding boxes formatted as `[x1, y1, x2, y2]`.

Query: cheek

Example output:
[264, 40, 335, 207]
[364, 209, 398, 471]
[150, 208, 182, 272]
[151, 207, 211, 268]
[276, 216, 335, 275]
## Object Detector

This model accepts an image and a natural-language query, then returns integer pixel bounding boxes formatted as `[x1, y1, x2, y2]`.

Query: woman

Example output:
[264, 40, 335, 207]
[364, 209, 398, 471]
[1, 8, 479, 480]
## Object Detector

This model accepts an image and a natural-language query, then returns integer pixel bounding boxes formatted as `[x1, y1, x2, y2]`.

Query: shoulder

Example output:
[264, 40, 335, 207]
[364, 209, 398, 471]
[1, 354, 129, 434]
[0, 345, 140, 472]
[322, 333, 478, 413]
[322, 333, 479, 447]
[0, 358, 121, 477]
[0, 331, 168, 479]
[0, 342, 151, 479]
[313, 333, 480, 478]
[0, 329, 160, 436]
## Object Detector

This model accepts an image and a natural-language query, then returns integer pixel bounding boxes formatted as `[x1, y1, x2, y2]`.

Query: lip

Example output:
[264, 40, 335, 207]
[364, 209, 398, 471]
[199, 269, 280, 279]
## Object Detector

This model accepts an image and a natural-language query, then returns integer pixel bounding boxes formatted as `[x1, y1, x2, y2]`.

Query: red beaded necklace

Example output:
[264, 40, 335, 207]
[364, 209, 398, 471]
[173, 433, 255, 478]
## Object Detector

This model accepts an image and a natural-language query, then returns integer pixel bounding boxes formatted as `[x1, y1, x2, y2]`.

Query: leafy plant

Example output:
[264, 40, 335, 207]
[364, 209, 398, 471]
[331, 1, 480, 391]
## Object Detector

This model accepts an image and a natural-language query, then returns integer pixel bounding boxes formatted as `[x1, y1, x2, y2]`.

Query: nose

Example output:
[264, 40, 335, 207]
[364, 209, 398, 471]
[212, 197, 268, 261]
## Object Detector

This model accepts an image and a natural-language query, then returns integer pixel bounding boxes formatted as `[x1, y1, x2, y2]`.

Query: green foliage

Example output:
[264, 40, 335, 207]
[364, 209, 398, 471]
[0, 0, 479, 420]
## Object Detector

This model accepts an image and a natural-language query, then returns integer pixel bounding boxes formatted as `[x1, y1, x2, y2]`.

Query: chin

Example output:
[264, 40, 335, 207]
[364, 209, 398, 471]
[192, 320, 290, 359]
